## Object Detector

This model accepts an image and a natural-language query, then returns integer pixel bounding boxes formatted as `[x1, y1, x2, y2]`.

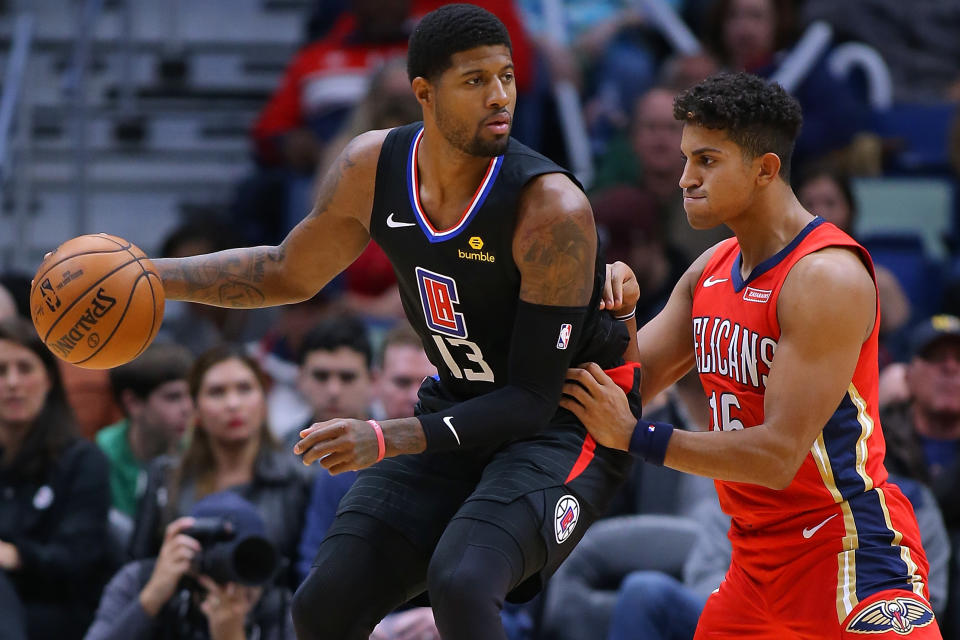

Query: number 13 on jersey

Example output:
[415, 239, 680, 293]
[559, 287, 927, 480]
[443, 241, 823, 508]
[416, 266, 495, 383]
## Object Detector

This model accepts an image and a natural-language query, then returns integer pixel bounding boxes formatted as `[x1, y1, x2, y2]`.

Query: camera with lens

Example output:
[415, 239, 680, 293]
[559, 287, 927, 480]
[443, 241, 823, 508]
[183, 517, 279, 586]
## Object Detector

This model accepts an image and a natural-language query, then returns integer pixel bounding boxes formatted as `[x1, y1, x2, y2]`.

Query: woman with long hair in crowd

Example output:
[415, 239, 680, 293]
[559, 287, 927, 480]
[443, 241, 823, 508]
[0, 316, 111, 640]
[129, 345, 309, 587]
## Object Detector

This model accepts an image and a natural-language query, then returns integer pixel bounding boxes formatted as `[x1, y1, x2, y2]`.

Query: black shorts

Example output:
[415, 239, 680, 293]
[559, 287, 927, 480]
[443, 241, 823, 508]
[330, 374, 637, 596]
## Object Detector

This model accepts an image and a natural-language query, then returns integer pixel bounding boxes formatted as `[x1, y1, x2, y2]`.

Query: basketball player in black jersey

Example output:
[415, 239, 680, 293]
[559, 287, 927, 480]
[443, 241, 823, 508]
[150, 5, 640, 639]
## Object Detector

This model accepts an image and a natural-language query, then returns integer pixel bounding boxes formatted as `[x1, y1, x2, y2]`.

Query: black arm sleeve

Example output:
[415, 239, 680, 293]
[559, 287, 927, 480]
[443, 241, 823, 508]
[417, 300, 588, 451]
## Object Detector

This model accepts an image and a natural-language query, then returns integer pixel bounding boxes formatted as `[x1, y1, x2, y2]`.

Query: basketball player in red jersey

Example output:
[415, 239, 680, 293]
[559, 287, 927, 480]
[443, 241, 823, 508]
[561, 72, 942, 639]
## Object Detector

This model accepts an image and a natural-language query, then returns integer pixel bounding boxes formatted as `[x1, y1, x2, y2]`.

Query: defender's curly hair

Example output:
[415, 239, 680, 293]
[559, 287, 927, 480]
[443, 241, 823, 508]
[407, 3, 512, 83]
[673, 72, 803, 180]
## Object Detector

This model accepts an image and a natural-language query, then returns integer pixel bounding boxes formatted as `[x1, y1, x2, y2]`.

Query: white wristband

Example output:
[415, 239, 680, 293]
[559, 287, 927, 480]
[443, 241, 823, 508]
[614, 307, 637, 322]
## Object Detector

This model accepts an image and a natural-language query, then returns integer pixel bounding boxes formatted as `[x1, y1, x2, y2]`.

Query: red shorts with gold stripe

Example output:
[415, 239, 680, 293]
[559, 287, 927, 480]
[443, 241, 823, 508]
[695, 483, 941, 639]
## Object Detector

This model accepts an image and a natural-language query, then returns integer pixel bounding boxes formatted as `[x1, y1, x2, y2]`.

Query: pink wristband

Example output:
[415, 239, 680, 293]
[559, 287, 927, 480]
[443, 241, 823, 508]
[367, 419, 385, 462]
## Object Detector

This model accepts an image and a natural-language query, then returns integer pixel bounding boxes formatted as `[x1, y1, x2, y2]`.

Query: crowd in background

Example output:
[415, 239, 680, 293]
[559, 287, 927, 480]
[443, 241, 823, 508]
[2, 0, 960, 638]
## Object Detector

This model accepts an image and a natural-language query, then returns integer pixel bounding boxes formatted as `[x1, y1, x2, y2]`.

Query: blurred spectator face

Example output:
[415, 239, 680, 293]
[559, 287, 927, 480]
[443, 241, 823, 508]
[128, 380, 194, 444]
[631, 89, 684, 176]
[300, 347, 373, 421]
[196, 358, 267, 445]
[0, 339, 51, 426]
[906, 339, 960, 417]
[662, 53, 720, 90]
[428, 45, 516, 158]
[0, 284, 16, 321]
[378, 343, 436, 420]
[798, 175, 853, 233]
[723, 0, 776, 67]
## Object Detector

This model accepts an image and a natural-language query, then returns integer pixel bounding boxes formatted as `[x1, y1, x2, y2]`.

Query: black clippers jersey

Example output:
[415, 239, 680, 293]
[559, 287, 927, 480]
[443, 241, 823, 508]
[369, 123, 627, 400]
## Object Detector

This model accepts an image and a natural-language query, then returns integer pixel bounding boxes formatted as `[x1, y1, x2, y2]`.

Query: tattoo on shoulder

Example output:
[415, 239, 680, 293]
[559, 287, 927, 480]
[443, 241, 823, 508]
[517, 214, 595, 306]
[307, 143, 358, 222]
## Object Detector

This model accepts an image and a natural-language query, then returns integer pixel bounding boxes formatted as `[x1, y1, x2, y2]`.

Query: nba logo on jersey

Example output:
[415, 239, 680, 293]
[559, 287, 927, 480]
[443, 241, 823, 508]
[557, 323, 572, 350]
[415, 267, 467, 338]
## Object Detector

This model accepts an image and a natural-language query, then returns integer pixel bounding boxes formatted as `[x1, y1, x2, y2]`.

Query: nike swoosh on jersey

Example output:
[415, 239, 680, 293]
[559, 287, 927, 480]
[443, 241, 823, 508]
[802, 513, 838, 539]
[442, 416, 461, 446]
[703, 276, 728, 287]
[386, 212, 416, 228]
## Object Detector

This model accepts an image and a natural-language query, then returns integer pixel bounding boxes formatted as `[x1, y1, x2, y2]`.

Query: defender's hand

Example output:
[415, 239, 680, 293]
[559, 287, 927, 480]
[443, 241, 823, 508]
[560, 363, 636, 451]
[598, 261, 640, 317]
[295, 418, 381, 474]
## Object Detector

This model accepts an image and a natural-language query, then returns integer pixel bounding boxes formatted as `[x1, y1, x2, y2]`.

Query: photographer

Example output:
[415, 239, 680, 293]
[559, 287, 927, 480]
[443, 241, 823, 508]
[84, 492, 294, 640]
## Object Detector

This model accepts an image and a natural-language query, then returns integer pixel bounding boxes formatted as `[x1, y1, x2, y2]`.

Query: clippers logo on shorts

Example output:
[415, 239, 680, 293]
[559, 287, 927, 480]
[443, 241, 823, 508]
[557, 323, 572, 350]
[846, 597, 935, 635]
[416, 267, 467, 338]
[554, 494, 580, 544]
[743, 287, 772, 303]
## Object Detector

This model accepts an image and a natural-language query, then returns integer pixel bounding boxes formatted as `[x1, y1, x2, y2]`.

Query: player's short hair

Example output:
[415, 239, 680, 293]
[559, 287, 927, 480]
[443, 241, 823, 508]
[109, 342, 194, 408]
[673, 72, 803, 180]
[298, 314, 373, 369]
[407, 3, 512, 82]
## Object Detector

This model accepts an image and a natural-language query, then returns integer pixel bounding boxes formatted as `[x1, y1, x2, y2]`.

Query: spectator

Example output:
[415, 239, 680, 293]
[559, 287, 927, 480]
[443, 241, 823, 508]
[252, 0, 414, 172]
[294, 326, 447, 640]
[129, 346, 309, 591]
[98, 343, 195, 519]
[291, 316, 376, 576]
[592, 86, 731, 261]
[705, 0, 870, 169]
[0, 283, 15, 321]
[247, 289, 341, 439]
[374, 322, 437, 422]
[589, 186, 690, 330]
[0, 316, 111, 640]
[796, 168, 912, 363]
[85, 492, 295, 640]
[882, 315, 960, 488]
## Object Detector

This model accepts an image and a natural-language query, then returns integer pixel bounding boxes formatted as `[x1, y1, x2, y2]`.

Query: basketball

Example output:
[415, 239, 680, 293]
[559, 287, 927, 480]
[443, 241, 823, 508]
[29, 233, 165, 369]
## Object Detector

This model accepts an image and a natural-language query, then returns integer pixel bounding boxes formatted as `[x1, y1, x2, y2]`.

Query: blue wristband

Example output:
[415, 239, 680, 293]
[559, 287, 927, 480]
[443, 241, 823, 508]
[628, 421, 674, 466]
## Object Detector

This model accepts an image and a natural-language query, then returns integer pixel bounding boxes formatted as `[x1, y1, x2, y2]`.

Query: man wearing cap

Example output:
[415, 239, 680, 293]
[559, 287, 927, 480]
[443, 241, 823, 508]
[882, 314, 960, 487]
[84, 491, 295, 640]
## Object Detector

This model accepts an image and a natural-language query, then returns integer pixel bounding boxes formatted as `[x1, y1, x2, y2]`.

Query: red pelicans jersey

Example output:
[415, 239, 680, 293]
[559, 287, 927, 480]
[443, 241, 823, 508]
[693, 218, 886, 527]
[691, 218, 932, 629]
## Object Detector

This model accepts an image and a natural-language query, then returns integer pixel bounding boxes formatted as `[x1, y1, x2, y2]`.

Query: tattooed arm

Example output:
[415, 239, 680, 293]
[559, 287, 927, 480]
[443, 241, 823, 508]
[513, 173, 596, 306]
[153, 130, 387, 307]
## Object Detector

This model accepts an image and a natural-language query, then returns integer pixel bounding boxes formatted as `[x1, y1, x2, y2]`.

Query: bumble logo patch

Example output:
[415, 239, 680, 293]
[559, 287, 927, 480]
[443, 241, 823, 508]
[459, 236, 495, 263]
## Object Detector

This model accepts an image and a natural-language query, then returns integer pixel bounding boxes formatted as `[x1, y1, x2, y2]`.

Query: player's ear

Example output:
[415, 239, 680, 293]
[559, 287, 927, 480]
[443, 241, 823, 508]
[411, 77, 432, 106]
[756, 152, 781, 186]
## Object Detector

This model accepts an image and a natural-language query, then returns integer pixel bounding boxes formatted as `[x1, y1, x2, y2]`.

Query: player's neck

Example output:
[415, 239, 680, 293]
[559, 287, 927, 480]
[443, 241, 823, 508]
[415, 131, 496, 229]
[729, 183, 813, 276]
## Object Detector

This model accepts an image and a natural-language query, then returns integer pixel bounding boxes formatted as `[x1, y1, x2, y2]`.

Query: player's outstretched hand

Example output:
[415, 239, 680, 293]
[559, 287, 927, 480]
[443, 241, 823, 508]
[294, 419, 381, 474]
[598, 261, 640, 316]
[560, 362, 636, 451]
